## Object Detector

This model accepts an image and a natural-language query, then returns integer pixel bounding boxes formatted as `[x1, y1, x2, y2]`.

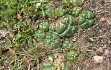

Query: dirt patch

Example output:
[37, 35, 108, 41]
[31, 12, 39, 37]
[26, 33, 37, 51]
[73, 0, 111, 70]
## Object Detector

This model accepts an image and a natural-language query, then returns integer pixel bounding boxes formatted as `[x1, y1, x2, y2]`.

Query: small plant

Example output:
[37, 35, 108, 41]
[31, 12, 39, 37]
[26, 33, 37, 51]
[56, 15, 78, 37]
[39, 22, 50, 31]
[34, 30, 45, 42]
[44, 33, 62, 49]
[67, 50, 78, 62]
[49, 23, 56, 31]
[79, 11, 95, 29]
[71, 7, 80, 17]
[62, 40, 74, 50]
[54, 7, 67, 17]
[75, 0, 84, 7]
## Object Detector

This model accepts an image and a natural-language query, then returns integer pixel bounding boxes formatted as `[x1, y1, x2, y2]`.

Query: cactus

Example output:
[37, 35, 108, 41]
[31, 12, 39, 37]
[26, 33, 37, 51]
[44, 33, 62, 49]
[39, 22, 50, 31]
[49, 23, 56, 31]
[75, 0, 84, 7]
[67, 50, 78, 62]
[62, 40, 74, 50]
[56, 15, 78, 37]
[72, 7, 80, 17]
[54, 7, 67, 17]
[34, 30, 45, 41]
[45, 5, 54, 17]
[79, 11, 95, 29]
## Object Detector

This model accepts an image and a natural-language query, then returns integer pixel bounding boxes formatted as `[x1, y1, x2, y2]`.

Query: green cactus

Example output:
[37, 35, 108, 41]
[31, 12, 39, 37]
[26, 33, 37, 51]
[56, 15, 78, 37]
[49, 23, 56, 31]
[45, 5, 54, 17]
[34, 30, 45, 42]
[79, 11, 95, 29]
[62, 40, 74, 50]
[75, 0, 84, 7]
[72, 7, 80, 17]
[44, 33, 62, 49]
[54, 7, 67, 17]
[41, 62, 54, 70]
[67, 50, 78, 62]
[39, 22, 50, 31]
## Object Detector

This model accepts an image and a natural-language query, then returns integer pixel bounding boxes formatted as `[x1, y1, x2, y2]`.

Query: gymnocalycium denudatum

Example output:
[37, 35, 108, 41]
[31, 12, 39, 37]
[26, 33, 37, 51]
[79, 11, 95, 29]
[33, 0, 95, 70]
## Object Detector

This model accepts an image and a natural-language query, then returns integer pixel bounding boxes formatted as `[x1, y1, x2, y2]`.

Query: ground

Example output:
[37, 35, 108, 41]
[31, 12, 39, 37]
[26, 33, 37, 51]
[0, 0, 111, 70]
[73, 0, 111, 70]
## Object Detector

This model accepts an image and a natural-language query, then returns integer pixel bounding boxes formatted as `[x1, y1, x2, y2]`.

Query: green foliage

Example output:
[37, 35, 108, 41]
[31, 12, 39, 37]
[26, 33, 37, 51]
[79, 11, 95, 28]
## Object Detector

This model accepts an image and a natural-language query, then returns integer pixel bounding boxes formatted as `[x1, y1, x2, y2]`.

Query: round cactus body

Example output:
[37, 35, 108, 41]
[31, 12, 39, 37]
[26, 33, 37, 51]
[49, 23, 56, 31]
[45, 5, 54, 17]
[39, 22, 50, 31]
[44, 33, 62, 49]
[75, 0, 84, 7]
[79, 11, 95, 29]
[34, 30, 45, 42]
[56, 15, 78, 37]
[62, 40, 74, 50]
[67, 50, 78, 62]
[72, 8, 80, 17]
[54, 7, 67, 17]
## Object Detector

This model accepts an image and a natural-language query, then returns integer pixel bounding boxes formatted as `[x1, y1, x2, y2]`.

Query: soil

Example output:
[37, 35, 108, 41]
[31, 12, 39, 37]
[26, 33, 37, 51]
[72, 0, 111, 70]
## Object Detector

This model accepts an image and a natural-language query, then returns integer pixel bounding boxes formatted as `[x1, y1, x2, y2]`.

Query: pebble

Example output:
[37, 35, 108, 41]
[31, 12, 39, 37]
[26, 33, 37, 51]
[93, 55, 103, 63]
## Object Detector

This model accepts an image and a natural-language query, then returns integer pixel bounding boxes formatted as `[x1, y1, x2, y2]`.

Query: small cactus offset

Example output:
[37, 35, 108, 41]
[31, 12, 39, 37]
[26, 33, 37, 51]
[67, 50, 78, 62]
[75, 0, 84, 7]
[39, 22, 50, 31]
[71, 7, 80, 17]
[62, 40, 74, 50]
[34, 30, 45, 42]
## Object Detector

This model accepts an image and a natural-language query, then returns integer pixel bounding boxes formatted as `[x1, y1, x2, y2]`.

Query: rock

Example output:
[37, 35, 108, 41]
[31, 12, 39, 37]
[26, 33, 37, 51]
[104, 49, 109, 55]
[93, 55, 103, 63]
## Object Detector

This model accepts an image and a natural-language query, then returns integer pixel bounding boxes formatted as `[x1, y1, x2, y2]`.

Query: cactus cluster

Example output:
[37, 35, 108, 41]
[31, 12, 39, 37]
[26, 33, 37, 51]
[40, 50, 78, 70]
[34, 10, 95, 49]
